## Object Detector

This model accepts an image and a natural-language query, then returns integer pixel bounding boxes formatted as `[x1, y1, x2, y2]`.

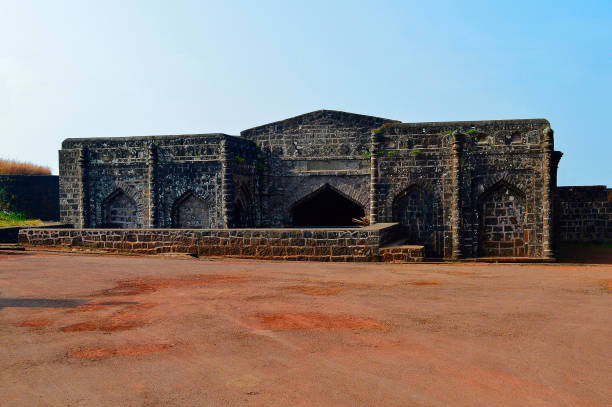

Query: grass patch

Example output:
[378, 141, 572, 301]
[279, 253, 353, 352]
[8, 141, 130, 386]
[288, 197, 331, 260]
[0, 159, 51, 175]
[0, 211, 44, 227]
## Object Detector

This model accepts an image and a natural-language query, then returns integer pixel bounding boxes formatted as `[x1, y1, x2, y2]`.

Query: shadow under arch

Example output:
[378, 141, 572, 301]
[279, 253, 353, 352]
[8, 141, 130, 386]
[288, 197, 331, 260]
[102, 188, 137, 228]
[290, 183, 365, 227]
[477, 180, 527, 257]
[171, 190, 210, 228]
[234, 183, 255, 228]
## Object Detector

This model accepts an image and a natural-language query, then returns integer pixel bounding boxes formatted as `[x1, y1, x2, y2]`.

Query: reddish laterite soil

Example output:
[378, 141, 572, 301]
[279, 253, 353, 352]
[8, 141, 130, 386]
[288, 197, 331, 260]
[0, 251, 611, 406]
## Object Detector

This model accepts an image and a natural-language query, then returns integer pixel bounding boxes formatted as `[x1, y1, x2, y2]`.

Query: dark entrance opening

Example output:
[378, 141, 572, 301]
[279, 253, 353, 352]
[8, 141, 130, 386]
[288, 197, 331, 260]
[291, 184, 365, 227]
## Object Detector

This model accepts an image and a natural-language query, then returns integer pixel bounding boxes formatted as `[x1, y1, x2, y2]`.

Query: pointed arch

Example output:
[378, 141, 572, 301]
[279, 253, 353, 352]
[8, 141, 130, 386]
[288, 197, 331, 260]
[477, 179, 526, 205]
[392, 184, 439, 256]
[172, 190, 211, 228]
[102, 188, 138, 228]
[289, 183, 365, 227]
[234, 183, 255, 228]
[478, 180, 527, 257]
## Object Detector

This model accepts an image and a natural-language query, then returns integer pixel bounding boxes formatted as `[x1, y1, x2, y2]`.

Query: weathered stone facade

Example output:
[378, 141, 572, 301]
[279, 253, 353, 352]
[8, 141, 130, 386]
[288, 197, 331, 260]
[58, 110, 563, 260]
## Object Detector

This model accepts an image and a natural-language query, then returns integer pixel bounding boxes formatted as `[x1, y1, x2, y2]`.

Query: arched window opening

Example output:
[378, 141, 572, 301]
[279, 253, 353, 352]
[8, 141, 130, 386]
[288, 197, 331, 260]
[291, 184, 364, 227]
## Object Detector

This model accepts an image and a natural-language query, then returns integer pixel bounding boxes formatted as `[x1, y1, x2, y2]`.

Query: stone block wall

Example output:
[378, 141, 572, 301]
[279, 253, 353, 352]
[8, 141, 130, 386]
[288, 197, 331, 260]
[19, 223, 403, 262]
[241, 110, 396, 227]
[373, 119, 555, 259]
[60, 134, 258, 229]
[556, 186, 612, 243]
[0, 175, 59, 220]
[57, 110, 561, 260]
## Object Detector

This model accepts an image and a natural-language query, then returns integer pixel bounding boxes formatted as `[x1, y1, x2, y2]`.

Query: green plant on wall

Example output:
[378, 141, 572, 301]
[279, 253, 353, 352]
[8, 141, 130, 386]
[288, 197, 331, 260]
[0, 188, 13, 211]
[235, 154, 246, 163]
[466, 128, 478, 135]
[362, 150, 371, 158]
[409, 149, 422, 156]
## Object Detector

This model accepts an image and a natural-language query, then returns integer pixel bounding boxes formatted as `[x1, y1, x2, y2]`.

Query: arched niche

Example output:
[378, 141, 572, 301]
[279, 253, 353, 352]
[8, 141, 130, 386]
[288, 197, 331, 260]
[103, 189, 137, 228]
[234, 183, 255, 228]
[478, 180, 527, 257]
[172, 191, 211, 228]
[392, 185, 438, 255]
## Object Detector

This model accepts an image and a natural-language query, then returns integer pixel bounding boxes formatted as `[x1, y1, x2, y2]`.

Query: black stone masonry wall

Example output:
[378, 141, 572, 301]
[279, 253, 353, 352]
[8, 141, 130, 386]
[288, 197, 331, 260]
[57, 110, 566, 260]
[556, 186, 612, 243]
[0, 175, 59, 220]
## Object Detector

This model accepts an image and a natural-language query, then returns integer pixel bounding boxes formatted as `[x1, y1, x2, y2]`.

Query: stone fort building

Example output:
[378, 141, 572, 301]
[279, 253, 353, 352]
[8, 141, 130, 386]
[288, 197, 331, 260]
[58, 110, 563, 260]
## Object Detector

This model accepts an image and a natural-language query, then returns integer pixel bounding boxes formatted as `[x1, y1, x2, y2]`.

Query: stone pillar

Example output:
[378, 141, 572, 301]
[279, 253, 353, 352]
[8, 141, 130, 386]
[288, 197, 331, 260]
[78, 145, 89, 228]
[541, 127, 556, 261]
[369, 131, 381, 224]
[147, 142, 158, 228]
[451, 131, 463, 259]
[221, 138, 234, 228]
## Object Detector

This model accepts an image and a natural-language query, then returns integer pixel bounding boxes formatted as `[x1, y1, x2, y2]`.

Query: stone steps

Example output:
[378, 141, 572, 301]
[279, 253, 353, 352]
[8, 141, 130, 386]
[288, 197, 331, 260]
[379, 240, 424, 263]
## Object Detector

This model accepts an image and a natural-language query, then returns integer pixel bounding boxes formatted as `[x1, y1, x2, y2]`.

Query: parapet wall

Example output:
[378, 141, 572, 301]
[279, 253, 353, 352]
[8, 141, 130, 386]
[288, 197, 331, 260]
[18, 223, 403, 262]
[557, 186, 612, 243]
[0, 175, 59, 220]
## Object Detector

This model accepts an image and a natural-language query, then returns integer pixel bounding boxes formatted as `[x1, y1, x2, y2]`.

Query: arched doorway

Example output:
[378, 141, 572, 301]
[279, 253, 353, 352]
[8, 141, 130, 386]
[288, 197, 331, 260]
[478, 181, 526, 257]
[234, 184, 255, 228]
[172, 191, 210, 228]
[392, 185, 439, 256]
[290, 184, 364, 227]
[103, 189, 137, 228]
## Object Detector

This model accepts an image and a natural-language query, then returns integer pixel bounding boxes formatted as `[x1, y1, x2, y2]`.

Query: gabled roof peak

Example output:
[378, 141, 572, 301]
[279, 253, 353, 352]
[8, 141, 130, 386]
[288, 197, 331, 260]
[241, 109, 399, 136]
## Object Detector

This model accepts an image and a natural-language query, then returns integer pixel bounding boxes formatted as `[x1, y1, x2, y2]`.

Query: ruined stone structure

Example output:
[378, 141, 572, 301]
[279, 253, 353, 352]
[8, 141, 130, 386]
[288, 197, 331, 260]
[57, 110, 564, 260]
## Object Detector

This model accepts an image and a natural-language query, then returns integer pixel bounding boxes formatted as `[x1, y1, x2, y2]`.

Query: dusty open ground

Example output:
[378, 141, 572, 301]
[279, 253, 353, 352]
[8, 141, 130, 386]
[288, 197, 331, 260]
[1, 251, 611, 406]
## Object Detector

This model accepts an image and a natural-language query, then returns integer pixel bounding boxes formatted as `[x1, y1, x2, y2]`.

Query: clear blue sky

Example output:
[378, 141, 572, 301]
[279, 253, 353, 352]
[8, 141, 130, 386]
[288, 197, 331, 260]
[1, 0, 610, 185]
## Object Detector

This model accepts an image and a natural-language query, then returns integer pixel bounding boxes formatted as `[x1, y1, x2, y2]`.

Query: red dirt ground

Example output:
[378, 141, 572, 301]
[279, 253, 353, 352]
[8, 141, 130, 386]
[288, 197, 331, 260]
[99, 275, 248, 296]
[284, 285, 344, 295]
[70, 344, 171, 359]
[1, 251, 611, 406]
[17, 317, 53, 327]
[250, 312, 387, 330]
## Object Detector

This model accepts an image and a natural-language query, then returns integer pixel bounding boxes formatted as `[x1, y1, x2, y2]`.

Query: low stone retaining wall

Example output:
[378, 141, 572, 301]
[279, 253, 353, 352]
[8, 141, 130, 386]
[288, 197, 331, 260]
[379, 245, 425, 263]
[18, 223, 402, 262]
[1, 223, 72, 243]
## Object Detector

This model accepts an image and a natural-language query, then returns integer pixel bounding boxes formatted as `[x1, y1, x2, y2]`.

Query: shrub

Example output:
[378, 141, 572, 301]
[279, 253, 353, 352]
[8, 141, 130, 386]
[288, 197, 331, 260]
[0, 159, 51, 175]
[0, 210, 44, 227]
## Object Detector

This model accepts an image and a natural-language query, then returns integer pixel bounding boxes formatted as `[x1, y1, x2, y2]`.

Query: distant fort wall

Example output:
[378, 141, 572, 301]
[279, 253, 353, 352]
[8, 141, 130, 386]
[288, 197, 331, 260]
[0, 175, 59, 220]
[557, 186, 612, 243]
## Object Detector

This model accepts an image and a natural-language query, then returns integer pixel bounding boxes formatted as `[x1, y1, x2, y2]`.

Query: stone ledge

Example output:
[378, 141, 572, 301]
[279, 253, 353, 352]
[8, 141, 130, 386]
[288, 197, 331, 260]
[18, 226, 401, 262]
